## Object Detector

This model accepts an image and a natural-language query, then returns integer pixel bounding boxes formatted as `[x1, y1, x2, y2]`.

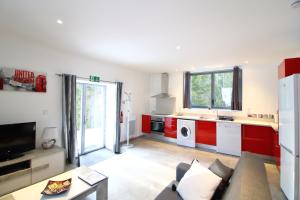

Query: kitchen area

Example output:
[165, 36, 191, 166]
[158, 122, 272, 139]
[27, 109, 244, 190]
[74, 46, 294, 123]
[142, 113, 279, 164]
[141, 67, 287, 169]
[141, 57, 300, 200]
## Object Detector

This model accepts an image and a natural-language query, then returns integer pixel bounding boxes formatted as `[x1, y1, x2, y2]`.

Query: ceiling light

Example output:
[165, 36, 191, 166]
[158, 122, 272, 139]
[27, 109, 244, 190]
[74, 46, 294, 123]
[56, 19, 63, 24]
[244, 61, 249, 64]
[176, 45, 181, 50]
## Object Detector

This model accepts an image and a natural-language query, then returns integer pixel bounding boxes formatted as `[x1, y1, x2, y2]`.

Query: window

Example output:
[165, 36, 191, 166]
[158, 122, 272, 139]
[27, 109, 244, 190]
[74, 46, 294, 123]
[190, 70, 235, 109]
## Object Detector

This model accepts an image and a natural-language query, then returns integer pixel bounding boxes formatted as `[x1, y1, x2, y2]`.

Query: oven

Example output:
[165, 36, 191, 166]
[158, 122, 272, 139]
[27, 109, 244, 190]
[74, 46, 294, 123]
[151, 117, 164, 133]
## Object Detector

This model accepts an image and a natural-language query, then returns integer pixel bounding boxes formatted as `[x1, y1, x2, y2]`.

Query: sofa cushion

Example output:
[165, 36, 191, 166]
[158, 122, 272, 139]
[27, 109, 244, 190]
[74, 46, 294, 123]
[222, 152, 272, 200]
[155, 187, 182, 200]
[176, 162, 191, 182]
[155, 181, 183, 200]
[209, 159, 234, 183]
[176, 160, 222, 200]
[211, 181, 228, 200]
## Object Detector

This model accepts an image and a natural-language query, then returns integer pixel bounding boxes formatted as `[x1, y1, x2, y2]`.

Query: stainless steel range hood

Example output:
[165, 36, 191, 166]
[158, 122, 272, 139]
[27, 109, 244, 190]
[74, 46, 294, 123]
[151, 73, 172, 98]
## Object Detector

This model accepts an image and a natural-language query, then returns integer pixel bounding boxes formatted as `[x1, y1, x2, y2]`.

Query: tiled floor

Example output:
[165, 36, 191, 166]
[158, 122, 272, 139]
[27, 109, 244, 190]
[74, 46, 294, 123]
[73, 137, 285, 200]
[265, 163, 287, 200]
[79, 148, 114, 166]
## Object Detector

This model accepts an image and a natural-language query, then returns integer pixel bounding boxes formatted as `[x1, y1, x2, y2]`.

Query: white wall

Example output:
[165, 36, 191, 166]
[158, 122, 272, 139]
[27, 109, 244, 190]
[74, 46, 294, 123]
[0, 33, 150, 148]
[150, 64, 278, 117]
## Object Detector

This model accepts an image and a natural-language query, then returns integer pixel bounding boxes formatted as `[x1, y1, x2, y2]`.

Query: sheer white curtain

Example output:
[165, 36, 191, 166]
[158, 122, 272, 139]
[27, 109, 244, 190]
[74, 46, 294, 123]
[103, 83, 117, 152]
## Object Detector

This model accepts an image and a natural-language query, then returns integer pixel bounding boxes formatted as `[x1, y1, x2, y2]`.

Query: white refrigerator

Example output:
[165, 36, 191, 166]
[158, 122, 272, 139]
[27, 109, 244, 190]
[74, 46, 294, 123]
[279, 74, 300, 200]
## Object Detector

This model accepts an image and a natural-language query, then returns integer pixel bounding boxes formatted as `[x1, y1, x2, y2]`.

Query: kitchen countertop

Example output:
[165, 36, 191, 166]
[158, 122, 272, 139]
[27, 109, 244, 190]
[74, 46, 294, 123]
[147, 114, 279, 131]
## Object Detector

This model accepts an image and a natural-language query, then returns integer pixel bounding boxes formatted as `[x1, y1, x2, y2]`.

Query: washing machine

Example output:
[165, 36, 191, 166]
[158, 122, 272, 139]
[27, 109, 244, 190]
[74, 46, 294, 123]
[177, 119, 196, 148]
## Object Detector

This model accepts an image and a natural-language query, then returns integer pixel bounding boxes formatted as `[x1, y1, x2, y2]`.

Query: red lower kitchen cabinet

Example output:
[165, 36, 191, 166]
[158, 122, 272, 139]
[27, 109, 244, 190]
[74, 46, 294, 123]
[242, 125, 273, 156]
[273, 131, 280, 169]
[164, 117, 177, 138]
[196, 120, 216, 146]
[142, 114, 151, 133]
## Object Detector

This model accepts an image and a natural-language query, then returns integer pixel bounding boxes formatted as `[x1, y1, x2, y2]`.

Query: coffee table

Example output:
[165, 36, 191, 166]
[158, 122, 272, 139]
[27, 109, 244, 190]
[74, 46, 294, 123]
[1, 166, 108, 200]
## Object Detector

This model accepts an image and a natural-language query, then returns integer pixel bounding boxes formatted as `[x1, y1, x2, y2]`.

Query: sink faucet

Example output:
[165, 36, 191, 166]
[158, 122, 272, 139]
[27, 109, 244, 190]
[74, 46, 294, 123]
[207, 106, 219, 119]
[213, 109, 219, 119]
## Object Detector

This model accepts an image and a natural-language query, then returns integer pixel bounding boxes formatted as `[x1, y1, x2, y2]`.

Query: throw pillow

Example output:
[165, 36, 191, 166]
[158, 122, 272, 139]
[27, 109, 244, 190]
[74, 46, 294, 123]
[177, 160, 222, 200]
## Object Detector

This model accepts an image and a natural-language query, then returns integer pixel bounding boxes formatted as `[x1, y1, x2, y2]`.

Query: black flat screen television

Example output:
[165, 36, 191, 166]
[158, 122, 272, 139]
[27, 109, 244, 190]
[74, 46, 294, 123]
[0, 122, 36, 161]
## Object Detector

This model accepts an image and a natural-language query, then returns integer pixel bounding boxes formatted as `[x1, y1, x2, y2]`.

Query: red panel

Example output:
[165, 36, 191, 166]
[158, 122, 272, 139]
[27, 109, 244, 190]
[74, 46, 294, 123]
[242, 125, 273, 156]
[196, 120, 216, 146]
[278, 57, 300, 79]
[142, 114, 151, 133]
[273, 131, 280, 170]
[164, 117, 177, 138]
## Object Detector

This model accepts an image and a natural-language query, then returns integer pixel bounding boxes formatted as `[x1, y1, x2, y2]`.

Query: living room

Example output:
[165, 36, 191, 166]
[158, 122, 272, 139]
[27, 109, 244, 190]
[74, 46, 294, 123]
[0, 0, 300, 200]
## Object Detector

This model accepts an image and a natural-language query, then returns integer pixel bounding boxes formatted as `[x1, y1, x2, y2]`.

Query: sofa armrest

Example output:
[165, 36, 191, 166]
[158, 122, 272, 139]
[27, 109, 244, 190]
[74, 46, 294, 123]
[176, 162, 191, 182]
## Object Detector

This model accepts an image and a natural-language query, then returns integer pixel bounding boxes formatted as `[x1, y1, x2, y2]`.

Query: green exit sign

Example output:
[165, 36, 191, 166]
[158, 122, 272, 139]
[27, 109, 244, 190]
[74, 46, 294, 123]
[89, 75, 100, 82]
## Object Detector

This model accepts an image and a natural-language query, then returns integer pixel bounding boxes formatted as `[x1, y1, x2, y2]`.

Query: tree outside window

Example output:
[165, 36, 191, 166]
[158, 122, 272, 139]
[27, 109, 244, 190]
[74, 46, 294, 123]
[190, 70, 235, 109]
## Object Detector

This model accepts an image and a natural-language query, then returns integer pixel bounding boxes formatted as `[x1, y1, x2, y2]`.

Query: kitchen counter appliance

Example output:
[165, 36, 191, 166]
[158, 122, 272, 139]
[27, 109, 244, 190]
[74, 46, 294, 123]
[217, 122, 241, 156]
[151, 117, 164, 133]
[279, 74, 300, 200]
[177, 119, 196, 147]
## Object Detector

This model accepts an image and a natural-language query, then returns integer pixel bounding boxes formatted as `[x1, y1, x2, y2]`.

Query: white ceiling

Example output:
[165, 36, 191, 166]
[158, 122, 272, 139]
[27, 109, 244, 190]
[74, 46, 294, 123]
[0, 0, 299, 72]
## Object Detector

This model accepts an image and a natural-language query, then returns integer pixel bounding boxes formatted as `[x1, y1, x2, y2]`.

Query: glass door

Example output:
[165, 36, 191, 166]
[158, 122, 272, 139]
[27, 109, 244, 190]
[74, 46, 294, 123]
[76, 82, 106, 154]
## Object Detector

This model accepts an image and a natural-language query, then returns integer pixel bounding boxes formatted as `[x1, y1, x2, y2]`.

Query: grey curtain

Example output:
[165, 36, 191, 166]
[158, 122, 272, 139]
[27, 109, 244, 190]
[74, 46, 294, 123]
[231, 67, 243, 110]
[114, 82, 123, 154]
[183, 72, 191, 108]
[62, 74, 78, 165]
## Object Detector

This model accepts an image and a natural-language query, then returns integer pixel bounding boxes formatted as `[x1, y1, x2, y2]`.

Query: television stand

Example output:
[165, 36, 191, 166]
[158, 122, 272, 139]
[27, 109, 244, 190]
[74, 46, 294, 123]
[0, 146, 65, 196]
[8, 153, 25, 160]
[0, 153, 25, 162]
[0, 160, 30, 176]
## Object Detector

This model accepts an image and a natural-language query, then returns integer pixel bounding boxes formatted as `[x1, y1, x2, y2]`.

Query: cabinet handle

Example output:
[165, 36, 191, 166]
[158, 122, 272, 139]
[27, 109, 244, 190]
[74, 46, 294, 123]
[32, 163, 50, 173]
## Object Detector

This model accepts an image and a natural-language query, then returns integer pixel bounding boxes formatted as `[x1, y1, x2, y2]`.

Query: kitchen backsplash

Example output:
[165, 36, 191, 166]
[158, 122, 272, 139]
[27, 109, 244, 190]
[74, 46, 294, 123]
[178, 108, 276, 122]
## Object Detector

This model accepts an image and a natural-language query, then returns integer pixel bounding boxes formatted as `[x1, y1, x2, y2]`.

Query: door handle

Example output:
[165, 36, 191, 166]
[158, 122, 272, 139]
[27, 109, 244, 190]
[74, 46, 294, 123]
[83, 116, 86, 125]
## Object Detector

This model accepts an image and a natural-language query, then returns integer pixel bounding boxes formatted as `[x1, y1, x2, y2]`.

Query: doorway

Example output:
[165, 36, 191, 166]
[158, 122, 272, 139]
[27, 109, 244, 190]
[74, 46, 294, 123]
[76, 82, 106, 154]
[76, 80, 117, 157]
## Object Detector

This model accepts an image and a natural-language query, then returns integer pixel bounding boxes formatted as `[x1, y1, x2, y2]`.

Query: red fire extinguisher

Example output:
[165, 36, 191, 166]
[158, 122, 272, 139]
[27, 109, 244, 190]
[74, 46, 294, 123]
[0, 78, 3, 90]
[0, 70, 4, 90]
[120, 111, 124, 123]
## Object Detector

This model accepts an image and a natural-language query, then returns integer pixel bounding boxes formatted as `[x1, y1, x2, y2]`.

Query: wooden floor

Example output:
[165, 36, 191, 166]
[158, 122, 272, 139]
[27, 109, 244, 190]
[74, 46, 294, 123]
[80, 137, 285, 200]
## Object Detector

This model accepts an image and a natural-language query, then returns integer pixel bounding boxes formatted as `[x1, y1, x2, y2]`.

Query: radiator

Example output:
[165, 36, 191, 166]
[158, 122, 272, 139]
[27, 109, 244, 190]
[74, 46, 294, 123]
[129, 119, 136, 136]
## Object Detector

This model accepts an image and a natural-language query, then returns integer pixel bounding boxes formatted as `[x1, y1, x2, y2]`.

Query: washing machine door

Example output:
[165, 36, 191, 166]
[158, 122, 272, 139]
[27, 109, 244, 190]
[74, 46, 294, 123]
[180, 126, 190, 138]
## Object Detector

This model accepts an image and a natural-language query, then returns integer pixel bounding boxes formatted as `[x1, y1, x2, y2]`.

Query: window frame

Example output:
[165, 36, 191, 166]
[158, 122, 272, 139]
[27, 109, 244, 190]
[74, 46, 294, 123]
[189, 69, 234, 109]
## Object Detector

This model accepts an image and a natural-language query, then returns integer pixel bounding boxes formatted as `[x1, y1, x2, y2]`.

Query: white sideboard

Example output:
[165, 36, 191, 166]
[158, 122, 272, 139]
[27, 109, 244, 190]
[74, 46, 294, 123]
[0, 147, 65, 196]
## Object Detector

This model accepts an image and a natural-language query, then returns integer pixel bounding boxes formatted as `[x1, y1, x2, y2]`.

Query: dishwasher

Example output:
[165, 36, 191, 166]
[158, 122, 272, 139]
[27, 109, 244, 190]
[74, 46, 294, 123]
[217, 122, 241, 156]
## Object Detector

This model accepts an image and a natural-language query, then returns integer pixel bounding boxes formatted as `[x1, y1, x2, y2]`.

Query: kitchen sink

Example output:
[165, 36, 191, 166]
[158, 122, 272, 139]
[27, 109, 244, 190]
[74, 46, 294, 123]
[173, 114, 234, 122]
[217, 116, 234, 121]
[198, 116, 217, 120]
